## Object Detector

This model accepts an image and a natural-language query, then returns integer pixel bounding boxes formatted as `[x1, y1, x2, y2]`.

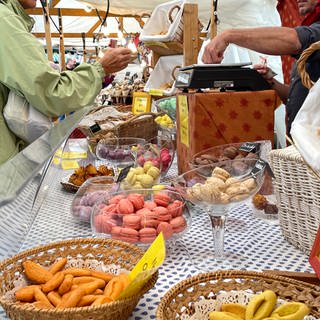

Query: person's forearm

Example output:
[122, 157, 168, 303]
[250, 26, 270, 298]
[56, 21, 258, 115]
[268, 79, 290, 103]
[222, 27, 302, 55]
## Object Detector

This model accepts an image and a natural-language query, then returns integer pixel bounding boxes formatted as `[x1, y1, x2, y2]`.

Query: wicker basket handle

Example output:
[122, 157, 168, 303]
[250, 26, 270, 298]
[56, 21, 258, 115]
[113, 112, 162, 130]
[296, 41, 320, 89]
[168, 5, 181, 24]
[171, 65, 181, 81]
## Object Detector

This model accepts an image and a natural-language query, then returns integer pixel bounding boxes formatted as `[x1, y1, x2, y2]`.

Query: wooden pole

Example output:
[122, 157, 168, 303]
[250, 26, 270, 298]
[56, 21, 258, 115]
[58, 8, 66, 71]
[183, 3, 199, 67]
[81, 32, 87, 63]
[210, 0, 218, 39]
[43, 0, 53, 61]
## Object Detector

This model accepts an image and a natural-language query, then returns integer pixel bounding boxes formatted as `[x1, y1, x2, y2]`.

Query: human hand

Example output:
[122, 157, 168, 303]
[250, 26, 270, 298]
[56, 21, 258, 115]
[202, 34, 229, 64]
[99, 47, 132, 74]
[297, 0, 318, 15]
[253, 64, 276, 82]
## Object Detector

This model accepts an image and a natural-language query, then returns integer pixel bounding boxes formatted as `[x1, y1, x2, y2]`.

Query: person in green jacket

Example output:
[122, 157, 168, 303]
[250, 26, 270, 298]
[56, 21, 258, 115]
[0, 0, 131, 164]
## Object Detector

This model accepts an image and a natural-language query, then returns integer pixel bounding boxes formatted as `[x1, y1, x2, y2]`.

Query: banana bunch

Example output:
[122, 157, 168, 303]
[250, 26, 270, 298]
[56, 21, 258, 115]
[155, 114, 174, 129]
[209, 290, 310, 320]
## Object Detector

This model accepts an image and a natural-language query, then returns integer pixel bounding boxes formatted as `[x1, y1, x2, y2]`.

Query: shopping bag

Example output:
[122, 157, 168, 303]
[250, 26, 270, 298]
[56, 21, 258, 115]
[3, 91, 52, 143]
[290, 78, 320, 171]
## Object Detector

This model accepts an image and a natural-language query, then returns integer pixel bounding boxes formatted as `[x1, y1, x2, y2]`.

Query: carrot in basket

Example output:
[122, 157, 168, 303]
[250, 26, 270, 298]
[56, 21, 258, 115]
[22, 260, 53, 284]
[58, 274, 74, 295]
[42, 271, 65, 293]
[15, 285, 38, 302]
[49, 258, 67, 275]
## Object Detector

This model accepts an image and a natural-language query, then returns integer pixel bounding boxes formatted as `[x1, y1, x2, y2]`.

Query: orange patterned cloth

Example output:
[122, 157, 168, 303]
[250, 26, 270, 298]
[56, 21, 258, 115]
[277, 0, 303, 84]
[176, 90, 281, 174]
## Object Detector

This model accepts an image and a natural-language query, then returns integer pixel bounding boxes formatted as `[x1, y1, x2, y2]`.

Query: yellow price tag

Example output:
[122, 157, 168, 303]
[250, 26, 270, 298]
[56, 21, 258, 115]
[54, 148, 63, 158]
[51, 156, 61, 166]
[118, 233, 166, 299]
[61, 160, 79, 170]
[178, 95, 189, 147]
[149, 89, 164, 97]
[62, 151, 87, 159]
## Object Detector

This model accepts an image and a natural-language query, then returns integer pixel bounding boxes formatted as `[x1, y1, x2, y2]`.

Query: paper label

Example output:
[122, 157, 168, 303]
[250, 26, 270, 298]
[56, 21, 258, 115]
[133, 96, 150, 114]
[62, 151, 88, 159]
[239, 142, 260, 153]
[61, 160, 80, 170]
[118, 232, 166, 299]
[178, 95, 189, 147]
[149, 89, 164, 96]
[54, 148, 63, 157]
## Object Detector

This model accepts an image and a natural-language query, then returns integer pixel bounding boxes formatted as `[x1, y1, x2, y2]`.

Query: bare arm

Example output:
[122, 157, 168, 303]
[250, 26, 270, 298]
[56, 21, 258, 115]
[203, 27, 302, 64]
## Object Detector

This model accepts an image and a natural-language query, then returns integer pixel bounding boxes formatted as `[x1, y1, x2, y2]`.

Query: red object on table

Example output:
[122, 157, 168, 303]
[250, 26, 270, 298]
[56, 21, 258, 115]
[277, 0, 303, 85]
[309, 225, 320, 279]
[176, 90, 280, 174]
[69, 128, 86, 139]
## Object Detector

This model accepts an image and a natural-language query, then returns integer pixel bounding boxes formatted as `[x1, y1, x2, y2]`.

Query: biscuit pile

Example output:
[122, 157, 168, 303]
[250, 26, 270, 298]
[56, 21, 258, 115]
[186, 167, 257, 204]
[209, 290, 310, 320]
[68, 164, 114, 187]
[15, 258, 130, 309]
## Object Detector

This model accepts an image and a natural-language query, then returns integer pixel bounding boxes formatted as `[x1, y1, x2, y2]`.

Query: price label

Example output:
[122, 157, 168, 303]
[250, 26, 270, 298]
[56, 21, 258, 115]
[133, 97, 149, 114]
[89, 123, 101, 134]
[250, 159, 267, 177]
[62, 151, 88, 159]
[61, 160, 79, 170]
[149, 89, 164, 97]
[118, 232, 166, 299]
[116, 165, 134, 183]
[239, 142, 260, 153]
[178, 95, 189, 147]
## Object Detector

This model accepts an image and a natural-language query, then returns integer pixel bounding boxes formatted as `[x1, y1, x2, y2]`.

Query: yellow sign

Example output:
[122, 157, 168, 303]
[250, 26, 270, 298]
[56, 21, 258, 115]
[149, 89, 164, 97]
[61, 160, 80, 170]
[132, 92, 151, 115]
[118, 232, 166, 299]
[178, 95, 189, 147]
[62, 151, 87, 159]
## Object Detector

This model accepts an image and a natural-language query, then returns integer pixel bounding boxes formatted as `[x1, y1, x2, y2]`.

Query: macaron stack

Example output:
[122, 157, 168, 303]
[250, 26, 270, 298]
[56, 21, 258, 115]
[92, 191, 188, 244]
[186, 166, 258, 205]
[121, 161, 161, 190]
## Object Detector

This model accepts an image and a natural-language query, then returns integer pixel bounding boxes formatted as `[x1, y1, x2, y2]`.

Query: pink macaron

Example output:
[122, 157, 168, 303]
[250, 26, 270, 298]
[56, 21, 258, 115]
[120, 227, 140, 243]
[157, 222, 173, 239]
[100, 203, 118, 215]
[111, 226, 139, 243]
[153, 206, 172, 221]
[154, 192, 171, 207]
[109, 194, 126, 205]
[127, 193, 144, 210]
[123, 214, 141, 230]
[170, 216, 187, 233]
[140, 215, 159, 228]
[94, 214, 118, 234]
[136, 207, 153, 216]
[143, 200, 157, 210]
[166, 200, 184, 218]
[117, 198, 135, 214]
[139, 227, 157, 243]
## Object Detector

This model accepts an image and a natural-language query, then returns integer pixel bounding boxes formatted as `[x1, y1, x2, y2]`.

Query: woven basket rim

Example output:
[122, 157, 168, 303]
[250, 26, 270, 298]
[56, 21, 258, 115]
[0, 237, 158, 316]
[156, 269, 320, 319]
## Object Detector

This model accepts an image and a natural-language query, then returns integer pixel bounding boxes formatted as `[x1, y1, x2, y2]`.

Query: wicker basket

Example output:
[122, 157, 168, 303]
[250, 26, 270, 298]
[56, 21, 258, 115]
[267, 41, 320, 254]
[156, 270, 320, 319]
[0, 238, 158, 320]
[87, 112, 161, 153]
[270, 146, 320, 254]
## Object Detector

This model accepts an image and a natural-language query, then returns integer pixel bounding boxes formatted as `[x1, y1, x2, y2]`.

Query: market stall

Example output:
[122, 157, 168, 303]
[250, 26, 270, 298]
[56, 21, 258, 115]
[1, 0, 320, 319]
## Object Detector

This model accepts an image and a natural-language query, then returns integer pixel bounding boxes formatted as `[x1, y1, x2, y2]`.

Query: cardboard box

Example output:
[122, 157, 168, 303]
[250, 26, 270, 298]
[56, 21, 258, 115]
[176, 90, 280, 174]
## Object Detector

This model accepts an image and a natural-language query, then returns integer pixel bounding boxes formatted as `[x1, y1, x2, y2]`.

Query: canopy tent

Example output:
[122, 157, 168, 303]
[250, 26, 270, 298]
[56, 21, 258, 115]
[28, 0, 212, 46]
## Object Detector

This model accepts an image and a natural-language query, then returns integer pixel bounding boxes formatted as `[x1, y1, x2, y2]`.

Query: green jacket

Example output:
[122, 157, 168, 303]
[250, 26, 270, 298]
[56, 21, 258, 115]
[0, 0, 105, 164]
